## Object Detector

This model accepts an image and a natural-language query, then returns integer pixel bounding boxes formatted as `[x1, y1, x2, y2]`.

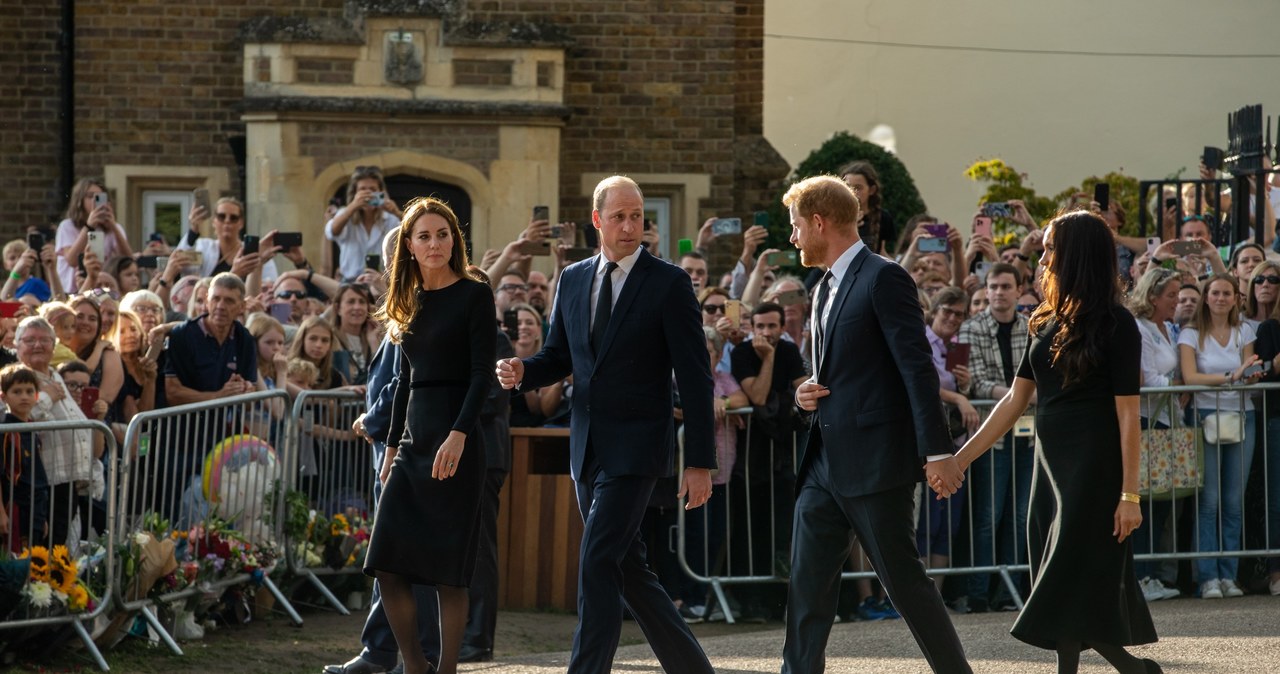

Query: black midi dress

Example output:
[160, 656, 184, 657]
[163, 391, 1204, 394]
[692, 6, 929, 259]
[1010, 304, 1158, 650]
[363, 279, 496, 586]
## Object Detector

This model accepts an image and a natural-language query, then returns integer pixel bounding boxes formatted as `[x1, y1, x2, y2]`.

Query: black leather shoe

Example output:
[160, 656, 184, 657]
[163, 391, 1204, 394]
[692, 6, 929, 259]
[323, 656, 388, 674]
[457, 645, 493, 663]
[1143, 659, 1163, 674]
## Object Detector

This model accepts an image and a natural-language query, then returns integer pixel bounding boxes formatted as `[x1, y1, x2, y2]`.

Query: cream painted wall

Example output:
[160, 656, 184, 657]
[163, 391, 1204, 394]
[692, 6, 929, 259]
[764, 0, 1280, 228]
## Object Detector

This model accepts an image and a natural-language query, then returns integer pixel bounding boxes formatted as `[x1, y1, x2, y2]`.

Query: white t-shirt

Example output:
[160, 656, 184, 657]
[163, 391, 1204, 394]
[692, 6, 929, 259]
[325, 210, 398, 282]
[1177, 323, 1256, 411]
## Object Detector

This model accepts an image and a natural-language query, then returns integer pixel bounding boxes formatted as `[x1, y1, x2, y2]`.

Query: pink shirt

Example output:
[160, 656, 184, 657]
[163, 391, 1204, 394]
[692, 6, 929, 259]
[712, 370, 741, 485]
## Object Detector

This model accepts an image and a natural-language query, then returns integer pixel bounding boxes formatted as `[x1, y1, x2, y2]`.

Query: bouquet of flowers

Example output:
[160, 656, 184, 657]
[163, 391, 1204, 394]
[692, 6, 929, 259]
[12, 545, 98, 617]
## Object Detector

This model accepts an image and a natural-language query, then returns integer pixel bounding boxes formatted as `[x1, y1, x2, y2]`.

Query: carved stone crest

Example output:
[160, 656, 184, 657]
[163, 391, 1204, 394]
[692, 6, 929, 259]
[385, 29, 423, 85]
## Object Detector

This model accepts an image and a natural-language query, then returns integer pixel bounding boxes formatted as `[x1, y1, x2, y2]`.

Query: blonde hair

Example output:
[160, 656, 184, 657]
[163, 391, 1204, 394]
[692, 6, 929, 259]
[109, 310, 145, 356]
[2, 239, 28, 263]
[288, 316, 340, 388]
[246, 312, 287, 380]
[592, 175, 643, 212]
[1192, 274, 1243, 351]
[285, 358, 319, 388]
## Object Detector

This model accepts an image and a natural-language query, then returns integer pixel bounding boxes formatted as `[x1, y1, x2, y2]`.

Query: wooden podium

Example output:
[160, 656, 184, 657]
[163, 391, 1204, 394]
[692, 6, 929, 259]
[496, 427, 583, 611]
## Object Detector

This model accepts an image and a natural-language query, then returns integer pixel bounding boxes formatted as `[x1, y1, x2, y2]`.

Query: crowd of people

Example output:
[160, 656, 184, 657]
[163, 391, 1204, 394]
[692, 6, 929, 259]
[3, 153, 1280, 671]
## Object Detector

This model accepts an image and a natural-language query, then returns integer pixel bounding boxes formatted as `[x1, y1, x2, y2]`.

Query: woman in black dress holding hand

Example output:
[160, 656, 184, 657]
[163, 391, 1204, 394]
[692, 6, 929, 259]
[366, 197, 496, 674]
[940, 211, 1160, 674]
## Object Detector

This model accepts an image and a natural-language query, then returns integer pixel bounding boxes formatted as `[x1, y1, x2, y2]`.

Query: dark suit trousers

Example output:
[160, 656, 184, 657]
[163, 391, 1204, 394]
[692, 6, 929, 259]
[569, 452, 713, 674]
[782, 433, 971, 674]
[462, 467, 507, 651]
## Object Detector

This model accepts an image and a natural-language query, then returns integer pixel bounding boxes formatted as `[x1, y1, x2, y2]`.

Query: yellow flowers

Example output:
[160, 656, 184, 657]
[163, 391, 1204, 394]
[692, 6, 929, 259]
[329, 513, 351, 538]
[67, 583, 89, 611]
[19, 546, 50, 584]
[20, 545, 78, 593]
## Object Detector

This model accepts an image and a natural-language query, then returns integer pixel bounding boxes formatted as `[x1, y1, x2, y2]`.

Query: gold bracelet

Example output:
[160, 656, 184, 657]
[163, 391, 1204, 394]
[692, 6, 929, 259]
[1120, 492, 1141, 504]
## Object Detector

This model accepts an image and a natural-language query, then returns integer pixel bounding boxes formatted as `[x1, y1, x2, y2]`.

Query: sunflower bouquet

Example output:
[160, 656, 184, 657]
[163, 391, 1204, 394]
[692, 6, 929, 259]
[12, 545, 97, 617]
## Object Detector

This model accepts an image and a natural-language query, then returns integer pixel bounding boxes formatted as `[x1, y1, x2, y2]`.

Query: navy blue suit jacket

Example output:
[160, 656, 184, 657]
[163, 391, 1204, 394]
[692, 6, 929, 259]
[521, 249, 716, 480]
[801, 245, 952, 498]
[364, 336, 400, 445]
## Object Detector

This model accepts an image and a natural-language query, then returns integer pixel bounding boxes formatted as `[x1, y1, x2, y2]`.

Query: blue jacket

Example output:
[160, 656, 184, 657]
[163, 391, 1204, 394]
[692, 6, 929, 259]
[364, 336, 400, 444]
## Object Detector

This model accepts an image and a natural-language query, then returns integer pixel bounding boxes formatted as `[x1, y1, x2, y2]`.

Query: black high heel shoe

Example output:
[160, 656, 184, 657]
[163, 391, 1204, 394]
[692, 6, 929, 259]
[1142, 658, 1163, 674]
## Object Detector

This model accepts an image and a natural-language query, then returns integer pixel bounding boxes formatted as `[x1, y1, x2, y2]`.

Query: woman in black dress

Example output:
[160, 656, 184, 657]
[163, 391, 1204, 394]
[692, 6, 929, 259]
[366, 197, 496, 674]
[943, 211, 1161, 674]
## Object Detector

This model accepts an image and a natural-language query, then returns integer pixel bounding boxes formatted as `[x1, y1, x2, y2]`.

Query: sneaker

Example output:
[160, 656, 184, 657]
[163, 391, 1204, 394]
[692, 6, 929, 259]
[877, 598, 901, 620]
[1270, 576, 1280, 596]
[705, 605, 740, 622]
[1200, 578, 1223, 599]
[1220, 578, 1244, 597]
[855, 597, 891, 621]
[679, 604, 707, 624]
[1153, 578, 1180, 600]
[1141, 577, 1168, 602]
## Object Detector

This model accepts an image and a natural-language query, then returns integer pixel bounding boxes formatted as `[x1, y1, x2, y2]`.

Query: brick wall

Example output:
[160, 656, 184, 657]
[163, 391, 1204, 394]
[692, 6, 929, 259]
[452, 59, 513, 87]
[3, 1, 67, 232]
[295, 58, 355, 85]
[299, 121, 501, 179]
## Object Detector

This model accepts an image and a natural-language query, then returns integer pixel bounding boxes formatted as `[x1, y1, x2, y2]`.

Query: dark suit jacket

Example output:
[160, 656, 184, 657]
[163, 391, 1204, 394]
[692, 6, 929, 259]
[802, 245, 951, 498]
[521, 249, 716, 480]
[475, 327, 513, 473]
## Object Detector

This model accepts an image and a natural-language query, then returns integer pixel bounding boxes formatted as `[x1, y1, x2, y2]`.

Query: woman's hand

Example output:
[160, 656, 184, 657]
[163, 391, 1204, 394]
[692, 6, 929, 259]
[1233, 354, 1263, 383]
[958, 399, 980, 433]
[951, 364, 971, 392]
[432, 431, 466, 480]
[41, 380, 65, 403]
[713, 397, 727, 422]
[188, 202, 209, 231]
[1114, 500, 1142, 542]
[379, 453, 394, 486]
[137, 357, 158, 383]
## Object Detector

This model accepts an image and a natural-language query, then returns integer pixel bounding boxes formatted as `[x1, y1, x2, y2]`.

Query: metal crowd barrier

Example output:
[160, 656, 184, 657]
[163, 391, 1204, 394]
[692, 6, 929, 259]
[676, 383, 1280, 623]
[0, 419, 116, 671]
[283, 389, 371, 615]
[115, 390, 301, 655]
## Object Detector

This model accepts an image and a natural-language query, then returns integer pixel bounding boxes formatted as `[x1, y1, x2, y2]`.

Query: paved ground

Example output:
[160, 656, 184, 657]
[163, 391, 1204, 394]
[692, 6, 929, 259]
[469, 595, 1278, 674]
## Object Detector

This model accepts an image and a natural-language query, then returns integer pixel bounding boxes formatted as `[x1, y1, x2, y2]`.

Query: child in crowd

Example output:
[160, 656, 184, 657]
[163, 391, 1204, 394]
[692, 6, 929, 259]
[0, 363, 50, 550]
[39, 302, 79, 367]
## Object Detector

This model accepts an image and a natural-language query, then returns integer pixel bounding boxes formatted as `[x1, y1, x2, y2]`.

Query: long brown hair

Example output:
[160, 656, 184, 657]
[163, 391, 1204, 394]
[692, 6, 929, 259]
[376, 197, 475, 342]
[1192, 273, 1243, 351]
[288, 316, 340, 388]
[1029, 211, 1123, 388]
[839, 161, 883, 247]
[63, 178, 107, 229]
[344, 166, 386, 229]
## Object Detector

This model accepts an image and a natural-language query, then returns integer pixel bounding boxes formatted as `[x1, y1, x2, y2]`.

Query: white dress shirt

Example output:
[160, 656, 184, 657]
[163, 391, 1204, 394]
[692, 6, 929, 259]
[590, 246, 644, 330]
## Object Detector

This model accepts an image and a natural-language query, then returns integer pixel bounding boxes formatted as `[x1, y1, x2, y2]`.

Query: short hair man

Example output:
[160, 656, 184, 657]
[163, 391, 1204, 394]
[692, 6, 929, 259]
[494, 269, 528, 316]
[680, 251, 709, 293]
[784, 175, 970, 673]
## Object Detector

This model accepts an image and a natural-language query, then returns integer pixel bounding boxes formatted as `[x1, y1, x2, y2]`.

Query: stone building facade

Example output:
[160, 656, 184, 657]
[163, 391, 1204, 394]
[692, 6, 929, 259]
[6, 0, 789, 272]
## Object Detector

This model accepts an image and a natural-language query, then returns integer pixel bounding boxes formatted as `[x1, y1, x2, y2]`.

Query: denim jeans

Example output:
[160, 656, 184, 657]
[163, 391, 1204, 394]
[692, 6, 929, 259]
[966, 434, 1033, 601]
[679, 483, 728, 608]
[1264, 417, 1280, 574]
[1196, 409, 1256, 583]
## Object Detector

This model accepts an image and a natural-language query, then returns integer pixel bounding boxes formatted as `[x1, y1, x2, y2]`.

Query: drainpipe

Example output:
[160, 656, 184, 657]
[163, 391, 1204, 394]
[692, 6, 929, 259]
[58, 0, 74, 200]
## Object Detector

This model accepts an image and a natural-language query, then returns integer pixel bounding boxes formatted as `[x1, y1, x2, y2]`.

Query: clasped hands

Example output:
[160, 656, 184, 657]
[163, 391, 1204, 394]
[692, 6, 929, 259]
[926, 456, 965, 500]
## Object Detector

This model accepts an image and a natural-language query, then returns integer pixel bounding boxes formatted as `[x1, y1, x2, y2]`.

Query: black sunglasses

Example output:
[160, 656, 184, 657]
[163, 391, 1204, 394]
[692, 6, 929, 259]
[1255, 275, 1280, 285]
[702, 304, 726, 314]
[276, 290, 306, 299]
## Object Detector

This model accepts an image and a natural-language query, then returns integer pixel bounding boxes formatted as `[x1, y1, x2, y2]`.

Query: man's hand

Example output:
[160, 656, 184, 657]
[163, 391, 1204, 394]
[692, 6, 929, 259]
[678, 467, 712, 510]
[741, 225, 767, 261]
[752, 336, 774, 360]
[496, 357, 524, 390]
[925, 456, 965, 499]
[794, 379, 829, 412]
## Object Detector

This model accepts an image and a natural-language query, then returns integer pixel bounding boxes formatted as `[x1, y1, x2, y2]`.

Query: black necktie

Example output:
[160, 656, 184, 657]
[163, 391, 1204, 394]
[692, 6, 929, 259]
[812, 270, 834, 372]
[592, 261, 619, 354]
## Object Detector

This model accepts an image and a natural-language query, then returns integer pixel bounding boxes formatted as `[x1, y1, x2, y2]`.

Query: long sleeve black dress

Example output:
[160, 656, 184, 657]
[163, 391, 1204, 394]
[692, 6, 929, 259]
[363, 279, 497, 586]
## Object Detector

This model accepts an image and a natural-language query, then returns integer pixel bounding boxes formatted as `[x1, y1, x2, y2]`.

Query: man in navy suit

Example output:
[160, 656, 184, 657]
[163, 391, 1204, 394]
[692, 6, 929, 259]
[782, 176, 971, 674]
[496, 176, 716, 674]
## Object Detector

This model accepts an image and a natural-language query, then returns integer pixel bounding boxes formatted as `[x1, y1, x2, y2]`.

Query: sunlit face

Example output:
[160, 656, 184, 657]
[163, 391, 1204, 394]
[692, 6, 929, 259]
[74, 303, 101, 341]
[985, 272, 1020, 314]
[931, 302, 966, 339]
[1236, 248, 1265, 280]
[258, 328, 285, 362]
[406, 213, 453, 274]
[3, 246, 24, 272]
[1175, 288, 1200, 323]
[304, 328, 332, 361]
[356, 177, 382, 211]
[495, 274, 527, 311]
[1204, 279, 1237, 317]
[213, 202, 244, 239]
[701, 295, 726, 327]
[1251, 265, 1280, 306]
[274, 277, 307, 322]
[99, 297, 118, 337]
[1181, 218, 1211, 242]
[1, 382, 38, 418]
[62, 372, 89, 406]
[117, 318, 141, 354]
[969, 288, 989, 314]
[751, 310, 784, 347]
[516, 309, 540, 345]
[51, 313, 76, 344]
[681, 256, 708, 292]
[130, 301, 164, 333]
[1150, 280, 1180, 323]
[16, 326, 54, 370]
[788, 205, 827, 268]
[338, 289, 369, 329]
[205, 284, 244, 331]
[117, 261, 141, 292]
[593, 186, 645, 261]
[190, 285, 208, 316]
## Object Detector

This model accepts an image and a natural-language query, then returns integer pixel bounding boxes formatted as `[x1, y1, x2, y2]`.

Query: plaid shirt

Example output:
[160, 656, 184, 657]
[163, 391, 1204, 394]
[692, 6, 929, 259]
[29, 369, 93, 486]
[957, 309, 1030, 401]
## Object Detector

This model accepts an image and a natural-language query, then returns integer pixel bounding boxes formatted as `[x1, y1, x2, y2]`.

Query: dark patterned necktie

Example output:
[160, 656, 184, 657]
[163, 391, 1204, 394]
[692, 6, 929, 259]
[812, 270, 834, 372]
[592, 261, 619, 354]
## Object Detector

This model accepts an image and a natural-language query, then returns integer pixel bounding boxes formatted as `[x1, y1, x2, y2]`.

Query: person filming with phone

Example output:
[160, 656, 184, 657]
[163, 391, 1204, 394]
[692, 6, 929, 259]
[55, 179, 134, 294]
[181, 197, 278, 281]
[326, 166, 403, 282]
